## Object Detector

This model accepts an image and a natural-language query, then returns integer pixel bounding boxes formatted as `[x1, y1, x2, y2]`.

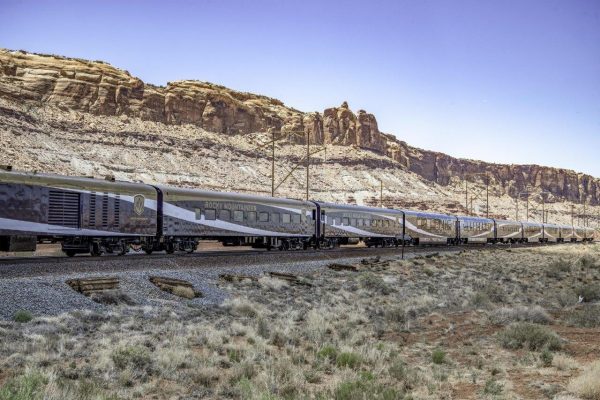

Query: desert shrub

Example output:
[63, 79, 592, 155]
[497, 323, 562, 351]
[568, 360, 600, 400]
[568, 305, 600, 328]
[552, 354, 579, 371]
[317, 345, 338, 361]
[483, 378, 503, 395]
[0, 370, 47, 400]
[540, 349, 553, 367]
[333, 376, 401, 400]
[360, 273, 393, 295]
[336, 352, 361, 369]
[13, 310, 33, 323]
[554, 289, 578, 307]
[471, 291, 492, 309]
[483, 284, 507, 303]
[490, 306, 552, 325]
[223, 298, 259, 317]
[579, 255, 598, 269]
[256, 317, 270, 339]
[431, 349, 446, 364]
[384, 306, 407, 324]
[577, 284, 600, 302]
[388, 360, 407, 380]
[111, 346, 153, 375]
[546, 259, 571, 278]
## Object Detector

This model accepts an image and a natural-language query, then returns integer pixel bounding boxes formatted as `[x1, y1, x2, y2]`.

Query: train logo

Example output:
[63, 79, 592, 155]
[133, 194, 145, 216]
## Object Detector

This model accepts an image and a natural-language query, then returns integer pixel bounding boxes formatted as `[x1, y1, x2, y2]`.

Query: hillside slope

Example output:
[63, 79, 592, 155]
[0, 49, 598, 226]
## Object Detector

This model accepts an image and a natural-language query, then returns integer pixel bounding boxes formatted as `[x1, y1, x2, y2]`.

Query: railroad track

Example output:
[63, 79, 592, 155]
[0, 241, 579, 279]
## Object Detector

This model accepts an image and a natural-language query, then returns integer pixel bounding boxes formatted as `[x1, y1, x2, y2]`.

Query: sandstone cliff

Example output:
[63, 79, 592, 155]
[1, 48, 598, 205]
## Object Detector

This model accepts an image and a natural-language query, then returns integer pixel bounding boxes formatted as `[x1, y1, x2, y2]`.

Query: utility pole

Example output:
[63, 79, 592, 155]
[485, 177, 489, 219]
[271, 129, 275, 197]
[306, 129, 310, 201]
[465, 180, 468, 215]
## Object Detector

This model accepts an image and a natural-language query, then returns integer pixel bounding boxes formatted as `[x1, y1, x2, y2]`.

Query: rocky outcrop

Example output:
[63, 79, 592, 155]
[1, 49, 598, 205]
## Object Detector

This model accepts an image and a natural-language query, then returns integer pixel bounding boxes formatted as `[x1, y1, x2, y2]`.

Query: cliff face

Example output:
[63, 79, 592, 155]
[1, 49, 598, 205]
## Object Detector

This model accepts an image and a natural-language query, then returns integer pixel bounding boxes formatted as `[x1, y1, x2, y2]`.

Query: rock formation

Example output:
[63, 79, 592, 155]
[1, 48, 598, 205]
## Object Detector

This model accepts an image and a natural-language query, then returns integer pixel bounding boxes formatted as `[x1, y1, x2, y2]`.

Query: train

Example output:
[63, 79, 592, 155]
[0, 169, 597, 256]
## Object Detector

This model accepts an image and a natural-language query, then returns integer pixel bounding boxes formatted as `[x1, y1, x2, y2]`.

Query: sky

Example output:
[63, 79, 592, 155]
[1, 0, 599, 176]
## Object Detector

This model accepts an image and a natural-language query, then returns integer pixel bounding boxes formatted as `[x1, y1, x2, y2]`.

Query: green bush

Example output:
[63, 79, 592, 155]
[483, 378, 503, 395]
[0, 371, 47, 400]
[497, 323, 562, 351]
[568, 305, 600, 328]
[388, 360, 407, 380]
[471, 292, 492, 309]
[540, 349, 553, 367]
[333, 377, 400, 400]
[111, 346, 153, 374]
[360, 273, 393, 295]
[13, 310, 33, 323]
[431, 349, 446, 364]
[317, 345, 338, 361]
[336, 352, 361, 369]
[577, 284, 600, 302]
[546, 259, 571, 278]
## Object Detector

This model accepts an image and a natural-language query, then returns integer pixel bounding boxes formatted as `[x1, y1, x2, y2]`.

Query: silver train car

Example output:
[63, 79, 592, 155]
[402, 210, 457, 245]
[543, 223, 561, 243]
[0, 169, 595, 256]
[0, 170, 158, 256]
[152, 185, 316, 252]
[457, 216, 495, 244]
[495, 220, 523, 243]
[314, 202, 404, 247]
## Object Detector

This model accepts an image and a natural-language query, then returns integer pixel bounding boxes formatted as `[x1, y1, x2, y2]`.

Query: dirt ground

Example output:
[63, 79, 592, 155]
[0, 243, 599, 399]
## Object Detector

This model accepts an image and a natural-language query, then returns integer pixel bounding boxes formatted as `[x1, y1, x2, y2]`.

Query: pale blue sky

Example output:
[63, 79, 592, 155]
[1, 0, 599, 176]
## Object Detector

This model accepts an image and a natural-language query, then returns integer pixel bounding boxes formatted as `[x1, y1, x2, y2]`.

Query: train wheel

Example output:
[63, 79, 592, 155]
[65, 250, 76, 257]
[90, 242, 102, 257]
[144, 248, 153, 255]
[117, 242, 128, 256]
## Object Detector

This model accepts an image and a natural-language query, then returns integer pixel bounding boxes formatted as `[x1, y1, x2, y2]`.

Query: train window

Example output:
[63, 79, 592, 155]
[384, 220, 390, 228]
[205, 209, 216, 220]
[195, 208, 202, 220]
[292, 214, 301, 224]
[357, 219, 363, 227]
[247, 211, 256, 222]
[364, 219, 370, 227]
[350, 218, 357, 226]
[282, 213, 291, 224]
[219, 210, 230, 220]
[272, 213, 280, 223]
[259, 212, 269, 222]
[233, 210, 244, 222]
[342, 217, 349, 225]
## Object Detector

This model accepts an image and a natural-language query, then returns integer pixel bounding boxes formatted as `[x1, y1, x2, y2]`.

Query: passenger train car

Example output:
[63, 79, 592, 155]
[0, 169, 596, 256]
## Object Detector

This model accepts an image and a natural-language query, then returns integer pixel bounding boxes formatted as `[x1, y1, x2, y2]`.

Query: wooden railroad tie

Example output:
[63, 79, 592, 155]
[219, 273, 259, 283]
[149, 276, 201, 299]
[66, 277, 119, 296]
[328, 263, 358, 272]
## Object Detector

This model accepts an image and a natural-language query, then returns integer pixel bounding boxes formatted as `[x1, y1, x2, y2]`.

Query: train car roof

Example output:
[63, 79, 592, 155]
[494, 219, 521, 224]
[0, 170, 155, 192]
[314, 201, 403, 214]
[155, 184, 314, 207]
[401, 210, 456, 219]
[455, 215, 494, 222]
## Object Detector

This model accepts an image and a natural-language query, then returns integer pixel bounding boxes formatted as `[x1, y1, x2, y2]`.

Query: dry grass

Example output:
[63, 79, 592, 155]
[568, 361, 600, 400]
[0, 243, 599, 399]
